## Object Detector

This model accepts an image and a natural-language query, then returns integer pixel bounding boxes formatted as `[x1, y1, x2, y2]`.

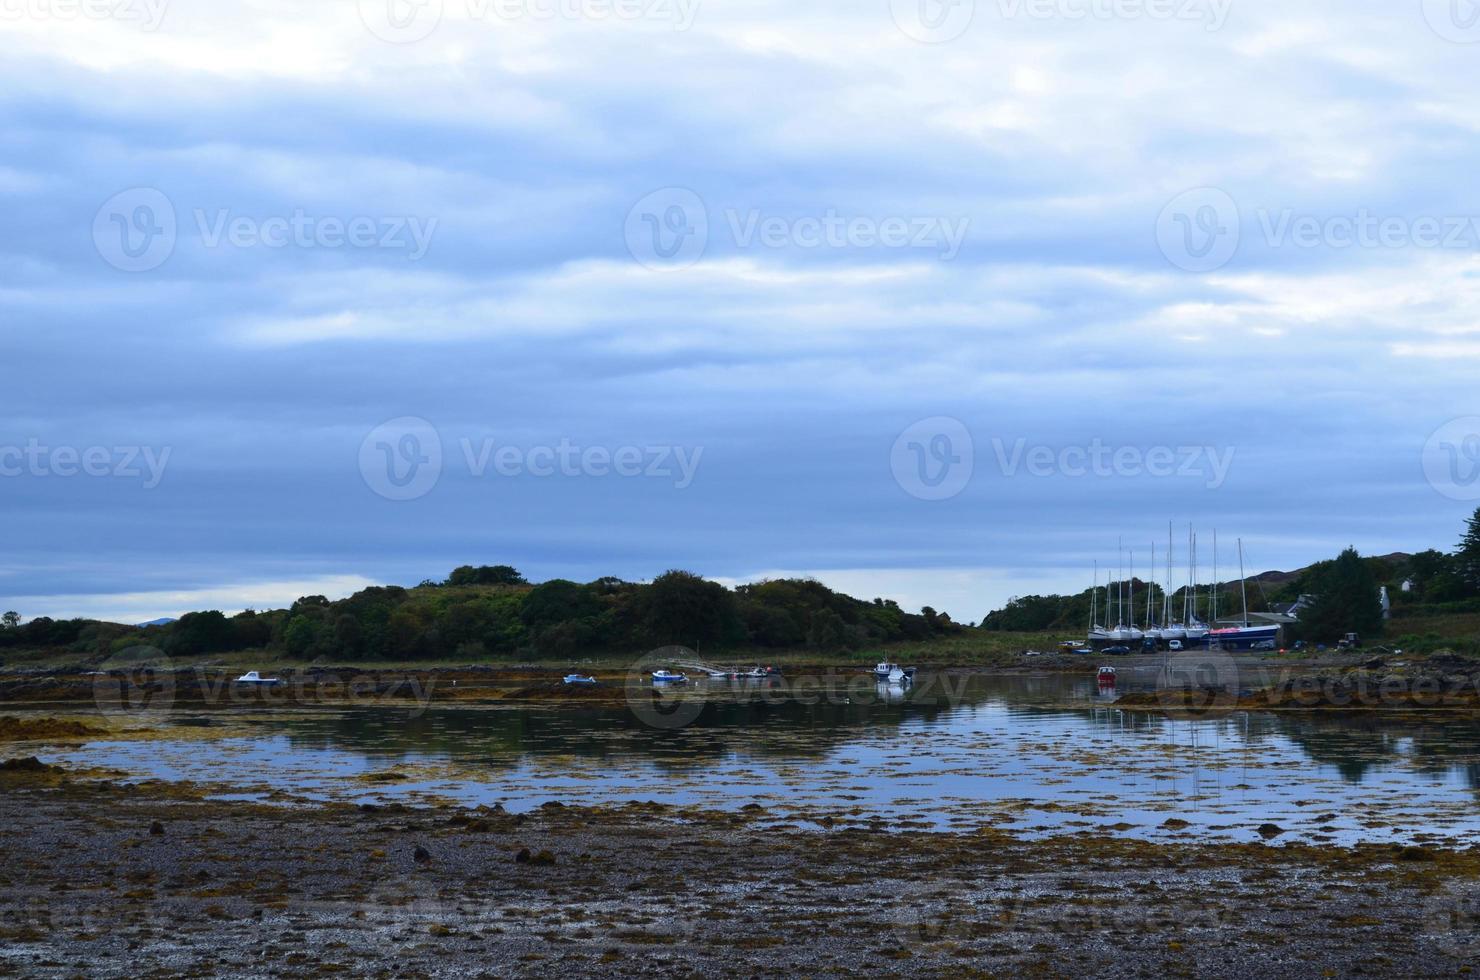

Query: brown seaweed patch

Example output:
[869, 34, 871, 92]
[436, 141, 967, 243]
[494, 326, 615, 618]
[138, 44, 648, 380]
[0, 715, 107, 742]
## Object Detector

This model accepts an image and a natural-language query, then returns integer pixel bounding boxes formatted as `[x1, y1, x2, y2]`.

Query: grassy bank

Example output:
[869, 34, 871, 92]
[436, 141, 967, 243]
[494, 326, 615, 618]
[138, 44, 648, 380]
[0, 630, 1070, 674]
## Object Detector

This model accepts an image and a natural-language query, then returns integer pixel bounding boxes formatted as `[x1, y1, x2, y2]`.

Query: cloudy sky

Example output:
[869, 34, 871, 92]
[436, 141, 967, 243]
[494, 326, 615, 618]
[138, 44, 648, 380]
[3, 0, 1479, 624]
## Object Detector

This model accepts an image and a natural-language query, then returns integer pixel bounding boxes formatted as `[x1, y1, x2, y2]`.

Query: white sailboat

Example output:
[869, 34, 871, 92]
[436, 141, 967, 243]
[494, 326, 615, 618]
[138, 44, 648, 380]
[1143, 540, 1164, 642]
[1110, 548, 1143, 643]
[1160, 522, 1186, 642]
[1183, 529, 1209, 644]
[1088, 560, 1112, 644]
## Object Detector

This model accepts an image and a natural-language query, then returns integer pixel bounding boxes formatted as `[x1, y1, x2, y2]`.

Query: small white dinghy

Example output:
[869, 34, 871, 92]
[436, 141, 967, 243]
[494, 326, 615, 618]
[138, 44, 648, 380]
[563, 674, 597, 686]
[234, 670, 282, 687]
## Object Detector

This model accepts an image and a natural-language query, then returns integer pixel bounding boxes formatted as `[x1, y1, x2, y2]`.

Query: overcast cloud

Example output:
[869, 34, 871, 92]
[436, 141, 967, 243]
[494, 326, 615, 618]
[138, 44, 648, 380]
[2, 0, 1478, 622]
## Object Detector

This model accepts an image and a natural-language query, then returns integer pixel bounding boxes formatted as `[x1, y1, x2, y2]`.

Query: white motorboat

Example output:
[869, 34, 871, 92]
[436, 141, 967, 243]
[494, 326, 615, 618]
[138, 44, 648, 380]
[234, 670, 282, 687]
[707, 666, 774, 680]
[873, 663, 916, 682]
[651, 670, 687, 683]
[563, 674, 597, 686]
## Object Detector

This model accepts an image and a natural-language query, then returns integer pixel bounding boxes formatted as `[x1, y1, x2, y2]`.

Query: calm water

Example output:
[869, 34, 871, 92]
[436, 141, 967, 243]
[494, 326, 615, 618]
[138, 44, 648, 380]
[39, 671, 1480, 845]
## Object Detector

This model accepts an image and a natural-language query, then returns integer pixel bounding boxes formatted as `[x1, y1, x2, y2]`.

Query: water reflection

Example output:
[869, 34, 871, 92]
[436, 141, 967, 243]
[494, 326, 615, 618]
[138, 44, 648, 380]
[47, 671, 1480, 844]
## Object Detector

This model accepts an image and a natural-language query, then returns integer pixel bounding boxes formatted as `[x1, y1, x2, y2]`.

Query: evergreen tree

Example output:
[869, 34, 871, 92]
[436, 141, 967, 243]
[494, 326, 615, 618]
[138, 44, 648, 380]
[1458, 506, 1480, 596]
[1300, 547, 1384, 641]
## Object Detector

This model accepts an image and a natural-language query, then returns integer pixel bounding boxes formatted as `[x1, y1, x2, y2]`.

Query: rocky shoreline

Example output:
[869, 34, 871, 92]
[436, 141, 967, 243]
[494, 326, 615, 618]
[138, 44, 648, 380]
[1, 765, 1478, 978]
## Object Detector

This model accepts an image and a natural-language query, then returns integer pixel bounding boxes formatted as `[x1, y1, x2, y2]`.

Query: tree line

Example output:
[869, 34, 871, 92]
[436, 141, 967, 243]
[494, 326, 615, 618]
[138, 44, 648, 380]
[0, 566, 960, 662]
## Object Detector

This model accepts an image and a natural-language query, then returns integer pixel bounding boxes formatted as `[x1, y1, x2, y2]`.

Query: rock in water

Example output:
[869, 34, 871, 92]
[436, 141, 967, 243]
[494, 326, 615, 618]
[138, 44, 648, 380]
[0, 756, 50, 772]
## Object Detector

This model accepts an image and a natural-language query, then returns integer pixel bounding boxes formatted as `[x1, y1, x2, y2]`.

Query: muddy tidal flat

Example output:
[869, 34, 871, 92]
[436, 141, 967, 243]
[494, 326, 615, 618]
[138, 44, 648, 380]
[7, 662, 1480, 976]
[4, 771, 1480, 978]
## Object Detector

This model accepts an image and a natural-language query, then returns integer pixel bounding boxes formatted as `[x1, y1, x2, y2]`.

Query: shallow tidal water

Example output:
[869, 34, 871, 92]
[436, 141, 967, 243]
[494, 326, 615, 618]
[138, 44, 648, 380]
[41, 670, 1480, 846]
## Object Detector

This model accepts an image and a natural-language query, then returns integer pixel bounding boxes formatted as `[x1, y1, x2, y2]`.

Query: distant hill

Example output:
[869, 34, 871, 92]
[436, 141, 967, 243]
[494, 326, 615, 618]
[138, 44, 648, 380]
[135, 617, 178, 628]
[1249, 553, 1413, 588]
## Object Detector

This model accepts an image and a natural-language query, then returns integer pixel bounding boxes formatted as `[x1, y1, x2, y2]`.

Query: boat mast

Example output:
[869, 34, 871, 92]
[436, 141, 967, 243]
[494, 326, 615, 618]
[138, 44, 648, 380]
[1090, 561, 1097, 631]
[1189, 525, 1196, 623]
[1129, 550, 1134, 628]
[1212, 529, 1218, 625]
[1184, 532, 1195, 624]
[1165, 522, 1173, 625]
[1239, 538, 1249, 626]
[1147, 541, 1155, 626]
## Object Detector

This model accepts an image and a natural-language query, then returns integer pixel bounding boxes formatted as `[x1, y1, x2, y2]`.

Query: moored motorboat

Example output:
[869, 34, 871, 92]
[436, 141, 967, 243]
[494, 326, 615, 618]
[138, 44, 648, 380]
[873, 663, 916, 682]
[651, 670, 687, 683]
[234, 670, 282, 687]
[1097, 665, 1117, 684]
[563, 674, 598, 685]
[705, 666, 776, 680]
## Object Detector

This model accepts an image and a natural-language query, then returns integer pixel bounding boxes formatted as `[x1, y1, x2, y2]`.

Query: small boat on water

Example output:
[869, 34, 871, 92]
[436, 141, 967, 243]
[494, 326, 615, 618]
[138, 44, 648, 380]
[873, 663, 916, 682]
[1097, 665, 1117, 683]
[563, 674, 598, 686]
[234, 670, 282, 687]
[651, 670, 687, 683]
[705, 666, 777, 680]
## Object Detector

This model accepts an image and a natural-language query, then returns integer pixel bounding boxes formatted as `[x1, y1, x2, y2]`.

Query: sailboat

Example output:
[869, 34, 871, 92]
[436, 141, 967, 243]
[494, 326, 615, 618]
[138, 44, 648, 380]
[1088, 560, 1112, 645]
[1107, 545, 1143, 643]
[1203, 538, 1280, 651]
[1182, 530, 1209, 646]
[1143, 540, 1164, 643]
[1160, 523, 1186, 643]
